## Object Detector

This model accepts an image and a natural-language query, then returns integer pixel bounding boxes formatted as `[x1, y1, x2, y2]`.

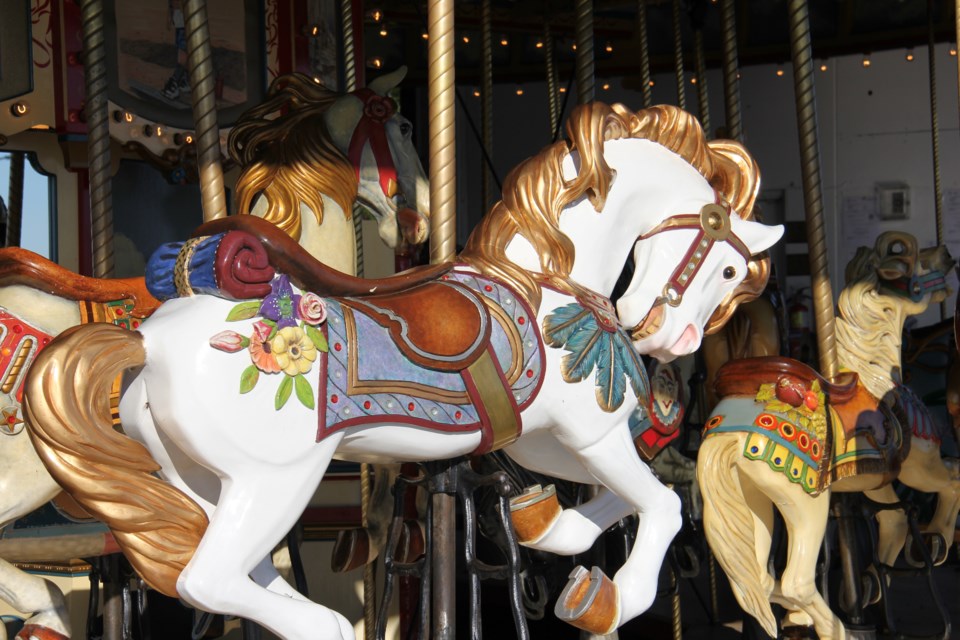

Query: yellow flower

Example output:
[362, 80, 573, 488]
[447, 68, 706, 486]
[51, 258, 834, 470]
[270, 326, 317, 376]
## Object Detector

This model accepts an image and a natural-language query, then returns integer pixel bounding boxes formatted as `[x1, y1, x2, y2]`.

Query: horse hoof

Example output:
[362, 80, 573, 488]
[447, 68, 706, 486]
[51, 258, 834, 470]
[861, 565, 882, 606]
[331, 528, 372, 573]
[396, 519, 425, 563]
[509, 484, 560, 544]
[554, 566, 619, 635]
[905, 532, 946, 567]
[16, 624, 70, 640]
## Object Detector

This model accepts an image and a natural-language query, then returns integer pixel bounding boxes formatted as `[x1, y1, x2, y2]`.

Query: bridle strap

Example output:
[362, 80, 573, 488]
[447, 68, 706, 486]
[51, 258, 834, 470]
[882, 270, 948, 302]
[637, 201, 752, 307]
[347, 88, 398, 198]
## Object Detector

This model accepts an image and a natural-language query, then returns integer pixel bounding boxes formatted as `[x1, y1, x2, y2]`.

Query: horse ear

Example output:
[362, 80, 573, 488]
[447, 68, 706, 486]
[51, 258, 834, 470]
[368, 66, 408, 96]
[731, 217, 783, 256]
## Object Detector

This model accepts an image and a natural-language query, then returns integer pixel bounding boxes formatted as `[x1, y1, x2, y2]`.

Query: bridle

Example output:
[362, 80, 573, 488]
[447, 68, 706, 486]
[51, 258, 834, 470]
[636, 198, 753, 310]
[882, 269, 948, 302]
[347, 88, 399, 199]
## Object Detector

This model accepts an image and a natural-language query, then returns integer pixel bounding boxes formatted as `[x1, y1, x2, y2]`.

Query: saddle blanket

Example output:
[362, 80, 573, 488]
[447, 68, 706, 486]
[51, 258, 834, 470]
[318, 271, 545, 454]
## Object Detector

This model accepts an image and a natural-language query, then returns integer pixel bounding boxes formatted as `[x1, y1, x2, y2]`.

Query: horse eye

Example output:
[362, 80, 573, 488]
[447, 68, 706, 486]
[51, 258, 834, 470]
[399, 122, 412, 136]
[723, 266, 737, 280]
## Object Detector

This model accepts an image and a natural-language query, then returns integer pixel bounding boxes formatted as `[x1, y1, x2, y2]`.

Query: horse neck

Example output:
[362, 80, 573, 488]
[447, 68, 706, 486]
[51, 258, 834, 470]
[835, 284, 907, 399]
[297, 198, 357, 276]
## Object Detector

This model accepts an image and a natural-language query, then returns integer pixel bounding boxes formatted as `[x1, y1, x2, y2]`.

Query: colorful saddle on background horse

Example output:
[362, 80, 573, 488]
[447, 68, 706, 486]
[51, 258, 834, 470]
[705, 356, 904, 495]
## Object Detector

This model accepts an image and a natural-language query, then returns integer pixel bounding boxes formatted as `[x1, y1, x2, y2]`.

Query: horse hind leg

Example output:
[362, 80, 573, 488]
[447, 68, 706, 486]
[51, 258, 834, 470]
[0, 559, 69, 639]
[176, 435, 353, 640]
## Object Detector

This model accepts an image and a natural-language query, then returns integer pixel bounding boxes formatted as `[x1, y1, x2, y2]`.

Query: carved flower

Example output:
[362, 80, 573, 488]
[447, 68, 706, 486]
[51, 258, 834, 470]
[249, 321, 281, 373]
[298, 292, 327, 325]
[259, 275, 301, 329]
[271, 326, 317, 376]
[209, 330, 247, 353]
[361, 94, 396, 122]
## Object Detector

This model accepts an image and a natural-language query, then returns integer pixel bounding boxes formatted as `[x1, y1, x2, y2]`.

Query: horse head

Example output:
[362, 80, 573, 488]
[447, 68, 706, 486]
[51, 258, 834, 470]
[323, 67, 430, 249]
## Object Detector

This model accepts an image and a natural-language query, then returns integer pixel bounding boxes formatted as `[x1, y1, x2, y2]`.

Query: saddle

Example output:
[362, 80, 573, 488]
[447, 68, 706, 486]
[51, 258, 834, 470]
[711, 356, 903, 492]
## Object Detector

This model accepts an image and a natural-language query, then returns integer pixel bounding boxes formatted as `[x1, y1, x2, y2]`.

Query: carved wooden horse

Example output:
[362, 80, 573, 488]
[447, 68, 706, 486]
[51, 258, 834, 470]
[0, 69, 427, 640]
[24, 104, 782, 639]
[698, 231, 954, 640]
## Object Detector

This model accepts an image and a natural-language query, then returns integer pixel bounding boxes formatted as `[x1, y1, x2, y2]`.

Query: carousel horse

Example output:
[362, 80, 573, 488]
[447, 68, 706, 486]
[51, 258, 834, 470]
[23, 103, 782, 639]
[698, 231, 955, 640]
[0, 68, 428, 640]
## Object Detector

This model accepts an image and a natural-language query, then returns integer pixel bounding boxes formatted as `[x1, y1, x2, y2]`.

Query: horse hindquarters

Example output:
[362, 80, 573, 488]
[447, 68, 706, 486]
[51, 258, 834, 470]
[22, 323, 208, 597]
[698, 435, 778, 637]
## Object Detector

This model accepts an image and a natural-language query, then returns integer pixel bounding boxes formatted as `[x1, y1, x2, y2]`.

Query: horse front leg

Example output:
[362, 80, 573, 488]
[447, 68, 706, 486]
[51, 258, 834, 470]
[0, 558, 69, 640]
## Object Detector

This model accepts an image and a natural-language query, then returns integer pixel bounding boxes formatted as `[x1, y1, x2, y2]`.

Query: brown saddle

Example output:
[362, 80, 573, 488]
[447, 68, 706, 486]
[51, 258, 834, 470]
[193, 215, 453, 298]
[339, 280, 492, 372]
[715, 356, 859, 403]
[0, 247, 159, 317]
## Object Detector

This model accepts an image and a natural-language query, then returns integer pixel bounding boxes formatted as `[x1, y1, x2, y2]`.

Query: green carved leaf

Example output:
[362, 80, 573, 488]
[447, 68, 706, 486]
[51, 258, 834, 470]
[240, 336, 250, 348]
[275, 375, 293, 410]
[239, 365, 259, 394]
[226, 301, 262, 322]
[294, 374, 315, 409]
[305, 324, 328, 352]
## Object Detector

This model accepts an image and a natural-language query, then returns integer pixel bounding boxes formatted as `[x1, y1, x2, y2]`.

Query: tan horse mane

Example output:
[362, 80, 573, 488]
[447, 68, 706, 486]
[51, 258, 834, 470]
[459, 103, 766, 320]
[229, 73, 358, 241]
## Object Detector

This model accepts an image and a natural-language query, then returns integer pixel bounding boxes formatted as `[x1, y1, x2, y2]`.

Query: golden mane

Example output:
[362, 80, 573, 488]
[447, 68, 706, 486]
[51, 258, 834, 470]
[228, 74, 358, 241]
[459, 102, 765, 321]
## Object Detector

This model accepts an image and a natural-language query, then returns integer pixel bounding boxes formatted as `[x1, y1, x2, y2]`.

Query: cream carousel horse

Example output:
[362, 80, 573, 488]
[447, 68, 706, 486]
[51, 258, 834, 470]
[0, 68, 427, 640]
[698, 231, 955, 639]
[23, 103, 782, 640]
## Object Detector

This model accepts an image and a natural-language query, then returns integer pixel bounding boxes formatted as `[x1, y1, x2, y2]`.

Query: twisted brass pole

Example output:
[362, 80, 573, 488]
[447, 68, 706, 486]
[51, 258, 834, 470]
[694, 29, 711, 138]
[183, 0, 227, 222]
[574, 0, 595, 105]
[544, 24, 560, 137]
[788, 0, 837, 380]
[638, 0, 653, 109]
[428, 0, 456, 265]
[81, 0, 114, 277]
[428, 3, 457, 635]
[671, 0, 686, 111]
[720, 0, 742, 141]
[928, 0, 945, 319]
[6, 152, 24, 248]
[481, 0, 494, 212]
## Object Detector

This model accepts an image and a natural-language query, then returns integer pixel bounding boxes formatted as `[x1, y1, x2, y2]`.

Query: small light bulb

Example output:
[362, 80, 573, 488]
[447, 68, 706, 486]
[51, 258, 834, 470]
[950, 46, 957, 56]
[572, 43, 577, 51]
[602, 83, 610, 90]
[462, 35, 470, 44]
[691, 76, 698, 84]
[536, 40, 543, 49]
[379, 27, 388, 37]
[473, 89, 480, 97]
[421, 31, 429, 40]
[559, 87, 567, 93]
[776, 67, 784, 77]
[605, 43, 613, 53]
[648, 80, 655, 87]
[500, 37, 508, 46]
[819, 61, 828, 72]
[185, 134, 194, 144]
[370, 9, 382, 22]
[310, 25, 318, 36]
[11, 102, 28, 117]
[516, 87, 524, 96]
[862, 54, 871, 67]
[124, 111, 134, 122]
[905, 49, 914, 62]
[313, 76, 321, 84]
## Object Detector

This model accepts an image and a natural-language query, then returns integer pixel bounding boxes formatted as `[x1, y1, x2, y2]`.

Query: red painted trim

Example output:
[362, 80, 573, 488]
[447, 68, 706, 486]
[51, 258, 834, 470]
[315, 326, 328, 442]
[276, 0, 294, 76]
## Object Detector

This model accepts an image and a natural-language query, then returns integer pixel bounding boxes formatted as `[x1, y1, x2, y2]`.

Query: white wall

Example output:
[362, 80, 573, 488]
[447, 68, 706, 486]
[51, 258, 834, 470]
[450, 43, 960, 326]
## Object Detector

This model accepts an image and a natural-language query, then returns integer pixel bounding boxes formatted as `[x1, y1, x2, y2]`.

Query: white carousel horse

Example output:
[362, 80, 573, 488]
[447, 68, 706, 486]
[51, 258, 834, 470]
[0, 68, 427, 640]
[698, 231, 955, 640]
[23, 103, 782, 640]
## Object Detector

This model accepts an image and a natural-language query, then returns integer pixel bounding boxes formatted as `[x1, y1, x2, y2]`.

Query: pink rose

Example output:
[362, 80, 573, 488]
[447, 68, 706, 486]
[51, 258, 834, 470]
[209, 330, 247, 353]
[298, 292, 327, 325]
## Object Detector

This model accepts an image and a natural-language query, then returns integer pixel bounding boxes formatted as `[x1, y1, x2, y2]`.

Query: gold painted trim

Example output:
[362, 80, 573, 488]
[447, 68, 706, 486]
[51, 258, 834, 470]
[467, 350, 519, 451]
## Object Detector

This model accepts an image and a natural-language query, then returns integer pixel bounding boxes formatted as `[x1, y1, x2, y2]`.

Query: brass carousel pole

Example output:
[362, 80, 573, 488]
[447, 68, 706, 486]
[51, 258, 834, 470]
[671, 0, 686, 110]
[719, 0, 742, 140]
[637, 1, 653, 109]
[6, 152, 23, 248]
[575, 0, 595, 104]
[481, 0, 494, 212]
[183, 0, 227, 222]
[544, 23, 561, 137]
[82, 0, 114, 278]
[927, 0, 945, 319]
[428, 1, 457, 637]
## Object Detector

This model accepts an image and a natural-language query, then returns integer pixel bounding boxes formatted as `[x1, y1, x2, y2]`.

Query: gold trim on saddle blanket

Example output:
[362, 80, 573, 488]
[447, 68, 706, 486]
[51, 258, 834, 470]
[466, 350, 521, 452]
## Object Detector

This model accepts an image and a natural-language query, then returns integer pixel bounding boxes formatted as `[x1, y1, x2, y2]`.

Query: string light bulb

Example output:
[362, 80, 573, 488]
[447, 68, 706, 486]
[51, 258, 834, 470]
[648, 79, 655, 87]
[602, 83, 610, 90]
[500, 36, 508, 46]
[776, 65, 784, 77]
[819, 60, 828, 72]
[421, 31, 429, 40]
[368, 57, 383, 69]
[462, 35, 470, 44]
[516, 87, 524, 96]
[310, 25, 319, 36]
[690, 76, 697, 84]
[379, 26, 388, 37]
[862, 53, 871, 68]
[473, 89, 480, 97]
[535, 40, 543, 49]
[370, 8, 382, 22]
[905, 49, 914, 62]
[605, 43, 613, 53]
[950, 45, 957, 56]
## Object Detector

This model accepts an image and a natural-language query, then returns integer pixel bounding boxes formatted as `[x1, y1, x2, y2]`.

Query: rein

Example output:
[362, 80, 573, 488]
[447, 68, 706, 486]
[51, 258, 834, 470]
[636, 198, 752, 309]
[347, 88, 398, 199]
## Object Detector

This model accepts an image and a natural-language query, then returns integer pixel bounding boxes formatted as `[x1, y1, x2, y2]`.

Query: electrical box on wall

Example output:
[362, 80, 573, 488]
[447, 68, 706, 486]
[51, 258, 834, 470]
[875, 182, 910, 220]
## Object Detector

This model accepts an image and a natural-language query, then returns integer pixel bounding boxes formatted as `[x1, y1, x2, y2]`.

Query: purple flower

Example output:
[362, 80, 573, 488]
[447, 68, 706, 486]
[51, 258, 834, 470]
[259, 275, 301, 329]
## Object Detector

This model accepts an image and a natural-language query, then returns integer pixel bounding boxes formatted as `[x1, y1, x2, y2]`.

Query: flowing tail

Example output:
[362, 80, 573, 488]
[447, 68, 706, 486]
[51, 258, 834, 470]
[23, 323, 208, 597]
[698, 435, 777, 636]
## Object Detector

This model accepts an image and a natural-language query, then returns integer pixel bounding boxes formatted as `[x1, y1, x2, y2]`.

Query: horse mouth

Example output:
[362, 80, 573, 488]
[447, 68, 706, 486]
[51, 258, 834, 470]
[398, 207, 429, 245]
[629, 304, 664, 342]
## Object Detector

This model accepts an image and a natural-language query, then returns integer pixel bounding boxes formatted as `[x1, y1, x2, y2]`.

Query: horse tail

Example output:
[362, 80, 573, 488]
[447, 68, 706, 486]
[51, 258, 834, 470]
[23, 323, 208, 598]
[698, 435, 777, 637]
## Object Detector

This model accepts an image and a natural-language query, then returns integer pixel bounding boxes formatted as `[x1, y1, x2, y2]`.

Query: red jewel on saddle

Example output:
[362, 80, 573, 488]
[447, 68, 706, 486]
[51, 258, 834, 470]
[775, 376, 806, 407]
